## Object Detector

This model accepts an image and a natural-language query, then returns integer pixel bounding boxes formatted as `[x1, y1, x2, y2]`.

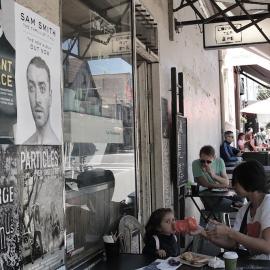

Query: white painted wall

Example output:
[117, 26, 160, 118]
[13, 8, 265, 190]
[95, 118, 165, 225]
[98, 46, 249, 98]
[141, 0, 222, 210]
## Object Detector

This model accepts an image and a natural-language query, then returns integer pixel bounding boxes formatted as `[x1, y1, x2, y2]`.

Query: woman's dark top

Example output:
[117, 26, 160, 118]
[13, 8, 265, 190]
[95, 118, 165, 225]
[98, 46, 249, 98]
[142, 233, 180, 258]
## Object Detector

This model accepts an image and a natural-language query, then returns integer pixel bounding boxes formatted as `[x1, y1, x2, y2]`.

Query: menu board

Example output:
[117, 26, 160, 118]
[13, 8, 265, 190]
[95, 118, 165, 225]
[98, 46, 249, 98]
[176, 115, 187, 185]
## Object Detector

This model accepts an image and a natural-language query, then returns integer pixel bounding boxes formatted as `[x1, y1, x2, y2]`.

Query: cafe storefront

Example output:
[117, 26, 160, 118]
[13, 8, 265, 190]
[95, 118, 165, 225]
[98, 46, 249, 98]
[0, 0, 249, 268]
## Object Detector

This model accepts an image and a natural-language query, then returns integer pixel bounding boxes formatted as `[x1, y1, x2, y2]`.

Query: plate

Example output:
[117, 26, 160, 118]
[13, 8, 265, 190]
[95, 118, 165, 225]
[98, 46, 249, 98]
[179, 252, 213, 268]
[211, 188, 228, 192]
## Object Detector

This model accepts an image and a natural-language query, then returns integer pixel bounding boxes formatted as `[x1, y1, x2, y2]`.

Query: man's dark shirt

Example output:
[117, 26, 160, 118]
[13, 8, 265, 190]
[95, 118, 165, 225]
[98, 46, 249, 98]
[220, 140, 239, 162]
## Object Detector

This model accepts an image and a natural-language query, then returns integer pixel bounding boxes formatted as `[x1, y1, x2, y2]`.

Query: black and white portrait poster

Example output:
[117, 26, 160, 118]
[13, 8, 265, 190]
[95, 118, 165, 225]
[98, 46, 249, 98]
[0, 0, 16, 143]
[15, 3, 62, 145]
[0, 145, 22, 269]
[19, 145, 64, 269]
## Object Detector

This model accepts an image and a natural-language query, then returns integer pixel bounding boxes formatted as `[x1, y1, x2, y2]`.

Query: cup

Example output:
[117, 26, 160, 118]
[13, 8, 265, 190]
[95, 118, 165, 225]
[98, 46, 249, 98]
[191, 184, 199, 195]
[223, 251, 238, 270]
[104, 241, 119, 260]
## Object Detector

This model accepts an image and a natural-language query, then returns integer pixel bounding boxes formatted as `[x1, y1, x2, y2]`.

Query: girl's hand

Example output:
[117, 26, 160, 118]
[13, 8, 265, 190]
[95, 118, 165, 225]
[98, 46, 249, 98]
[156, 249, 167, 258]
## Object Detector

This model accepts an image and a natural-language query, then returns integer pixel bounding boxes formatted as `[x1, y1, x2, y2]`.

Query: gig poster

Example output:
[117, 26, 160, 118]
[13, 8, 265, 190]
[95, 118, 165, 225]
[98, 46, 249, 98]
[19, 145, 64, 270]
[0, 0, 16, 143]
[15, 3, 62, 145]
[0, 145, 22, 270]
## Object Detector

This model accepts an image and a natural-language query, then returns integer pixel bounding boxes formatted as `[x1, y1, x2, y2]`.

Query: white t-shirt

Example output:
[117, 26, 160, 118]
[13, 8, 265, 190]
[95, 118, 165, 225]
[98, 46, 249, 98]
[233, 194, 270, 260]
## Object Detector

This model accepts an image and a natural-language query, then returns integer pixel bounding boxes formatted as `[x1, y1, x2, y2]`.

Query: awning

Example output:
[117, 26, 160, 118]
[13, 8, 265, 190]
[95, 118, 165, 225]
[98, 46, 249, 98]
[240, 65, 270, 86]
[241, 98, 270, 114]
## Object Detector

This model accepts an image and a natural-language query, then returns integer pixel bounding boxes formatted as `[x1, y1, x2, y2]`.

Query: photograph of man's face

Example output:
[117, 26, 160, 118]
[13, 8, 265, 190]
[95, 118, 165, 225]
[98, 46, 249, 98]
[26, 57, 51, 129]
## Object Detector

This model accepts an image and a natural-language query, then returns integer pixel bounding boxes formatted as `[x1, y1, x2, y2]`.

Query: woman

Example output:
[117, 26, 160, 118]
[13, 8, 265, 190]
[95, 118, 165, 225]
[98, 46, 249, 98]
[203, 160, 270, 259]
[237, 132, 245, 151]
[244, 128, 257, 151]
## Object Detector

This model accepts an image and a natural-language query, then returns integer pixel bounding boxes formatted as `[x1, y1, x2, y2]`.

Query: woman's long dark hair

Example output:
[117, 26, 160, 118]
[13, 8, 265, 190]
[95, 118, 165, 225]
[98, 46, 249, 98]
[144, 208, 173, 242]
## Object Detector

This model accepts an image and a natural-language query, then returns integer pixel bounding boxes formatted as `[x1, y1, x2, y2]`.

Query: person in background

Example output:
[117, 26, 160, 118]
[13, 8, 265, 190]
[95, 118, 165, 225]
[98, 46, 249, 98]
[244, 128, 257, 152]
[201, 160, 270, 260]
[192, 145, 236, 213]
[255, 127, 267, 147]
[237, 133, 246, 151]
[220, 131, 242, 166]
[142, 208, 180, 259]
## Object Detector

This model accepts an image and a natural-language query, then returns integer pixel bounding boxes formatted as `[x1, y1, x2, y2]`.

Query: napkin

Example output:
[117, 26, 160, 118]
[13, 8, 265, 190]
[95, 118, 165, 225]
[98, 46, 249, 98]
[103, 235, 115, 243]
[208, 257, 225, 268]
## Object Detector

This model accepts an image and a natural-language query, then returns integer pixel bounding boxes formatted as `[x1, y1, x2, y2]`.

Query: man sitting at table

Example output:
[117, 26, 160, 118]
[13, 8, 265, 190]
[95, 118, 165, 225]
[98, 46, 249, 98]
[192, 145, 236, 214]
[220, 131, 242, 166]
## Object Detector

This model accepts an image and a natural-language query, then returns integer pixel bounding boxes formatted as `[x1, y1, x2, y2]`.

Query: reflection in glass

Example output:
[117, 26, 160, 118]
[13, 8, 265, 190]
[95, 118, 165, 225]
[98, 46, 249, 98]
[62, 0, 135, 266]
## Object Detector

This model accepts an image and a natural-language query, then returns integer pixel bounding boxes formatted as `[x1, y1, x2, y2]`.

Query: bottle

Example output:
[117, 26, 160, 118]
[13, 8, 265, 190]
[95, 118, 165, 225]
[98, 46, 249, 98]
[175, 217, 198, 233]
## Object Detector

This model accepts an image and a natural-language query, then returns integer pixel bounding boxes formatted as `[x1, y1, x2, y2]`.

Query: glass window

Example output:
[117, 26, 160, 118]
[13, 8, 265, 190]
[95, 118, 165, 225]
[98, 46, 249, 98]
[62, 0, 135, 266]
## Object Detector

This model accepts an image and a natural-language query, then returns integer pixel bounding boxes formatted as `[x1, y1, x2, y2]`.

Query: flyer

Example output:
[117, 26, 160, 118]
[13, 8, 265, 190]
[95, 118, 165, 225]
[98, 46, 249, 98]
[15, 3, 62, 145]
[0, 0, 16, 143]
[0, 145, 22, 269]
[19, 145, 64, 269]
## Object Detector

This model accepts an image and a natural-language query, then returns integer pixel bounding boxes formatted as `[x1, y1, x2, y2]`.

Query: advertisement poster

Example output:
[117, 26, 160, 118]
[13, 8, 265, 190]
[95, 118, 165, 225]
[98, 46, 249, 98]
[15, 3, 62, 145]
[0, 0, 16, 143]
[0, 145, 22, 269]
[19, 145, 64, 269]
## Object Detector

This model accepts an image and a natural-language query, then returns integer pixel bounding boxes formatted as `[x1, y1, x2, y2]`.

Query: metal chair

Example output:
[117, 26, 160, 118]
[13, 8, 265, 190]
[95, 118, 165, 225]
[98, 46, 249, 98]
[118, 215, 144, 254]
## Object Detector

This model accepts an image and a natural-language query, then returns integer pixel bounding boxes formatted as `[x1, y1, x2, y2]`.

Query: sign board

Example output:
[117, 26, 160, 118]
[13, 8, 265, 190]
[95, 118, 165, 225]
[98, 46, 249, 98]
[203, 18, 270, 49]
[176, 115, 188, 186]
[79, 32, 131, 58]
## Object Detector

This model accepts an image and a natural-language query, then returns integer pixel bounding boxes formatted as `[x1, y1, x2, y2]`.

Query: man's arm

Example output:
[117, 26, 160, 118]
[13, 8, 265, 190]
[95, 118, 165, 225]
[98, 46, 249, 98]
[195, 176, 228, 189]
[220, 143, 238, 162]
[232, 146, 241, 156]
[206, 167, 229, 186]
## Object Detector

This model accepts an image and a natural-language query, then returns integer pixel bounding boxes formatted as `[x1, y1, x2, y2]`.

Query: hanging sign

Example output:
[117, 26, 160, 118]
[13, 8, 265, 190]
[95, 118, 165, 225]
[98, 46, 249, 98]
[204, 18, 270, 49]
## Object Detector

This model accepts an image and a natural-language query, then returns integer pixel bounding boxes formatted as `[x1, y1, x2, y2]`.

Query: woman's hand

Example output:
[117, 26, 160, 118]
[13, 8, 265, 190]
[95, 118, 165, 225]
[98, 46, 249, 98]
[156, 249, 167, 258]
[189, 225, 204, 236]
[206, 221, 231, 239]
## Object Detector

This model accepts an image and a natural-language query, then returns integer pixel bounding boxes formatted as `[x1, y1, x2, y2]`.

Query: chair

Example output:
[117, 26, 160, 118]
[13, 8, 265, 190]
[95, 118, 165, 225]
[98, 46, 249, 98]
[118, 215, 144, 254]
[242, 152, 269, 166]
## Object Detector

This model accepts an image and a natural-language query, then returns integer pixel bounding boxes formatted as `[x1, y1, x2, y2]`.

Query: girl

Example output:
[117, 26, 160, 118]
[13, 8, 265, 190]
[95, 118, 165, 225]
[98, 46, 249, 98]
[142, 208, 180, 259]
[237, 132, 245, 151]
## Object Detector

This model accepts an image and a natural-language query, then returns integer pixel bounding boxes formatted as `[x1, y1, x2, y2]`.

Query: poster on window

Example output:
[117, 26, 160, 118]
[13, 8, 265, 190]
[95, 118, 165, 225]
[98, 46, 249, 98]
[15, 2, 62, 145]
[0, 0, 16, 143]
[19, 145, 64, 269]
[0, 145, 22, 269]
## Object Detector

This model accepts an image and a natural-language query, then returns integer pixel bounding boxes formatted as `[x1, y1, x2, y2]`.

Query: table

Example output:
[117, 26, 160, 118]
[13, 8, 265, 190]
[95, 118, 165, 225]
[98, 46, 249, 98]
[187, 189, 237, 223]
[91, 253, 270, 269]
[91, 254, 153, 270]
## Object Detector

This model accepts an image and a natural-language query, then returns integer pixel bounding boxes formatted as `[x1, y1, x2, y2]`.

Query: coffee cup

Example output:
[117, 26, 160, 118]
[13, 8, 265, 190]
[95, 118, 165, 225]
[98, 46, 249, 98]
[191, 184, 199, 195]
[223, 251, 238, 270]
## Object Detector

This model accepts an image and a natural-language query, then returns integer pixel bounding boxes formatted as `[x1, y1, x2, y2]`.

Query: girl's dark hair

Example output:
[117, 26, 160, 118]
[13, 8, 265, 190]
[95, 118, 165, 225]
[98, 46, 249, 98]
[237, 132, 245, 140]
[144, 208, 173, 242]
[199, 145, 215, 157]
[232, 160, 268, 193]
